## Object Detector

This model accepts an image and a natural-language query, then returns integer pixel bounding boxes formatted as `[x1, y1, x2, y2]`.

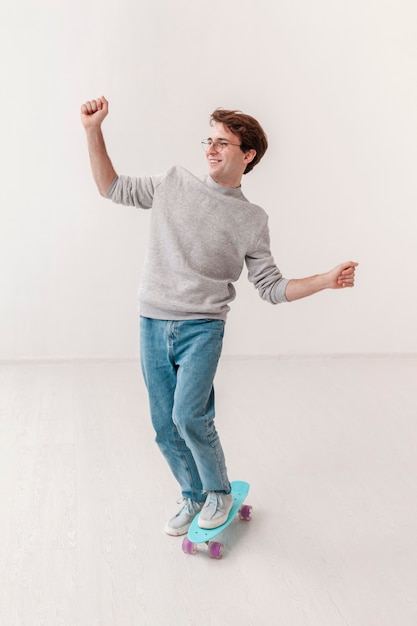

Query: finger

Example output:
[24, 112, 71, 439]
[340, 261, 358, 273]
[99, 96, 109, 113]
[338, 272, 355, 281]
[82, 101, 94, 114]
[338, 277, 355, 287]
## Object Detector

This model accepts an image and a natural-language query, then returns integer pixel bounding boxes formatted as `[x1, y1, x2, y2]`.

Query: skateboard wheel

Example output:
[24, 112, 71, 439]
[182, 537, 197, 555]
[238, 505, 253, 521]
[208, 541, 224, 559]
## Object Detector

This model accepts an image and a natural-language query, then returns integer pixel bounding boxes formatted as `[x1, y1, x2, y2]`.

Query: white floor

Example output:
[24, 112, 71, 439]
[0, 355, 416, 626]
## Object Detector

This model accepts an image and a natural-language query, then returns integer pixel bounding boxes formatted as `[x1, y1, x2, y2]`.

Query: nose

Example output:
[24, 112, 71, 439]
[207, 141, 220, 154]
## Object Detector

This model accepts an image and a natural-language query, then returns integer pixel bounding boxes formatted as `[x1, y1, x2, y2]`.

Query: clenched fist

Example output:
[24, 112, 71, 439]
[327, 261, 359, 289]
[80, 96, 109, 129]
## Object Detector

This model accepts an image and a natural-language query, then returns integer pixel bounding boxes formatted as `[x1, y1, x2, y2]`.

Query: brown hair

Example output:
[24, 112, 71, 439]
[210, 108, 268, 174]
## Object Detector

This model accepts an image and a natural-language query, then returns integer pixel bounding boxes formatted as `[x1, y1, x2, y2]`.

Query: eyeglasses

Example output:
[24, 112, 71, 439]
[201, 139, 242, 152]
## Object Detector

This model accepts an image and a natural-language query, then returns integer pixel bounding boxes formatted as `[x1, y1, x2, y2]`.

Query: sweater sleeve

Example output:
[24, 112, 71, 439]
[245, 222, 289, 304]
[105, 173, 165, 208]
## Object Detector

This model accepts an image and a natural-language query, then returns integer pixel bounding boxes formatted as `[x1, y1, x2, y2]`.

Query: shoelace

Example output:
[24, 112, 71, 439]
[176, 498, 199, 515]
[204, 492, 219, 512]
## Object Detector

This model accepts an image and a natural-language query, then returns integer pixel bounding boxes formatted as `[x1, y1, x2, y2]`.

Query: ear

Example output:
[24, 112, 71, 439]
[243, 149, 256, 164]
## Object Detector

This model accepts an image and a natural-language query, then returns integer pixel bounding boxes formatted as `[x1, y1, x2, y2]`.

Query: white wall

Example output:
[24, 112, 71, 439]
[0, 0, 416, 359]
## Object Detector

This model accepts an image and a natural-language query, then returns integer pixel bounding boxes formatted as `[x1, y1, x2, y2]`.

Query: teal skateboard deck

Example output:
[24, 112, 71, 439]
[182, 480, 252, 559]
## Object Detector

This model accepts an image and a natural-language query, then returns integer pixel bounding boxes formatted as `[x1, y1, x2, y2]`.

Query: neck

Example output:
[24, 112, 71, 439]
[210, 174, 242, 189]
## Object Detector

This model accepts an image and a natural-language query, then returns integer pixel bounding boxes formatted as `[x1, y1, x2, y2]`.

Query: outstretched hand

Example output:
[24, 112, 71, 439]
[80, 96, 109, 129]
[327, 261, 358, 289]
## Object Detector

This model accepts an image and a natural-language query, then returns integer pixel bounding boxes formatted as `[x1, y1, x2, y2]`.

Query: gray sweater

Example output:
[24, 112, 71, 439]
[107, 166, 288, 321]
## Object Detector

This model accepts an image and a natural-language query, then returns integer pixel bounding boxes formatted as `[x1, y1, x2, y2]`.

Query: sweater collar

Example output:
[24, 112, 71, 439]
[203, 175, 245, 200]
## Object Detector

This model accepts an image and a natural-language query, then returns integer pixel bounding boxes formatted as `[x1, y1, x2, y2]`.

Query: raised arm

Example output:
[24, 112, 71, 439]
[80, 96, 117, 196]
[285, 261, 358, 302]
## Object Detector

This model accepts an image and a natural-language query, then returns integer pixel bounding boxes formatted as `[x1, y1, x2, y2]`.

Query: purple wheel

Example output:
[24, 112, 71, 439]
[208, 541, 224, 559]
[182, 536, 197, 555]
[238, 504, 253, 521]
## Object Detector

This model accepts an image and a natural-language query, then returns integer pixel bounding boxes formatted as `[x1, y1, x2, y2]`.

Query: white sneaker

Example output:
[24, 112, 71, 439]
[198, 492, 233, 529]
[164, 499, 204, 536]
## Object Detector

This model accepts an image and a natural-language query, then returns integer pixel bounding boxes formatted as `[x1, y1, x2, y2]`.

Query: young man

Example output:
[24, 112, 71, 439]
[80, 96, 358, 536]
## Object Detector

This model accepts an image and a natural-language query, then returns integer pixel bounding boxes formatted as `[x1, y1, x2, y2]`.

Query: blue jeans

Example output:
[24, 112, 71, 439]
[140, 316, 231, 502]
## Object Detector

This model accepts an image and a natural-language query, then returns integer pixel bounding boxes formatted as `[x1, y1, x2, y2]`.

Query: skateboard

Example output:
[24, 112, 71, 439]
[182, 480, 252, 559]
